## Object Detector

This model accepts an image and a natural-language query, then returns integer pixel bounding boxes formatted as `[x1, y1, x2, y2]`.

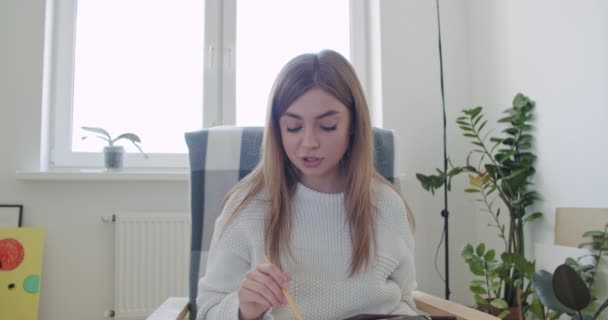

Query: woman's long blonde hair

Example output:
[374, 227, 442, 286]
[222, 49, 413, 276]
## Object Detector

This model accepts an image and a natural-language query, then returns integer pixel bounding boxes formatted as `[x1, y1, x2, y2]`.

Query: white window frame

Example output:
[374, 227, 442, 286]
[49, 0, 369, 169]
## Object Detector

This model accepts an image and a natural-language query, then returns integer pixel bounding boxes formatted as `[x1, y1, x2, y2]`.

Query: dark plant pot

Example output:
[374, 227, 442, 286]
[104, 146, 124, 170]
[477, 303, 523, 320]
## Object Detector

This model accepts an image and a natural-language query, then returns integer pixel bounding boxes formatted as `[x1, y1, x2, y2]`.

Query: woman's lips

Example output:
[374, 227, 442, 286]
[301, 156, 322, 168]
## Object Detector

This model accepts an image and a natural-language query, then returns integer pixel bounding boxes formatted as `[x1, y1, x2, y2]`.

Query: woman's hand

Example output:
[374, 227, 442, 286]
[238, 263, 291, 320]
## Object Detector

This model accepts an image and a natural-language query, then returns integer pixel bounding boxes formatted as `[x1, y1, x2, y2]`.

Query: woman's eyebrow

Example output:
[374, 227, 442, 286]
[283, 110, 340, 120]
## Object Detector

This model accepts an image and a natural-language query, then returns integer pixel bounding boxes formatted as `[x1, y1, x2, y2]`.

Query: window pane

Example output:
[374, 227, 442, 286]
[235, 0, 350, 126]
[71, 0, 204, 153]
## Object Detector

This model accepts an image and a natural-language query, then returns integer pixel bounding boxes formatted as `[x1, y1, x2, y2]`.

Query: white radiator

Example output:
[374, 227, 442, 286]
[113, 212, 191, 319]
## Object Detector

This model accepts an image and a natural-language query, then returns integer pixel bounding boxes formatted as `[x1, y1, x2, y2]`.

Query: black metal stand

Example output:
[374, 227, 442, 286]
[436, 0, 451, 300]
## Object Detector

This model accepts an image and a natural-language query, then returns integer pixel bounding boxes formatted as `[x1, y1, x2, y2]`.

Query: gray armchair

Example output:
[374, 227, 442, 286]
[147, 126, 497, 320]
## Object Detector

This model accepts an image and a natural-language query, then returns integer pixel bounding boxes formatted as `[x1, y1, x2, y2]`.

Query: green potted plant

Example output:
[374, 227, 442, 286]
[81, 126, 148, 169]
[416, 93, 543, 319]
[532, 225, 608, 320]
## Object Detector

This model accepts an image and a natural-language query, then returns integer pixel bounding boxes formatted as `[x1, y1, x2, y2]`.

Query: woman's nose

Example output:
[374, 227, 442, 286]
[301, 128, 320, 148]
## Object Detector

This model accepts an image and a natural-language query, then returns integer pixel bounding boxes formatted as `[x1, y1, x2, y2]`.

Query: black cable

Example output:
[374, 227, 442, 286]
[434, 223, 446, 283]
[435, 0, 451, 300]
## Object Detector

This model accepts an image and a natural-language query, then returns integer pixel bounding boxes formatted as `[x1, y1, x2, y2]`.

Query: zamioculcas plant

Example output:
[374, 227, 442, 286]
[417, 93, 542, 319]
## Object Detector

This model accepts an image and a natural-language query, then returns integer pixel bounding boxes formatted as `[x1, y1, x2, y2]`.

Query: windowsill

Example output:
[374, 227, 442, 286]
[15, 168, 189, 181]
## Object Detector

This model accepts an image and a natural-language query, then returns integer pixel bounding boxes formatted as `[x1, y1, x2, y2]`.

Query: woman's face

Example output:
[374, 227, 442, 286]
[279, 87, 352, 193]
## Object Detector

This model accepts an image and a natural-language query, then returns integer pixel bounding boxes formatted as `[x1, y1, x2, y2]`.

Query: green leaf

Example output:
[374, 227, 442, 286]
[519, 141, 532, 149]
[468, 106, 483, 119]
[462, 244, 474, 259]
[484, 249, 496, 262]
[478, 120, 488, 132]
[465, 188, 480, 193]
[519, 124, 534, 131]
[487, 260, 500, 271]
[530, 296, 545, 320]
[476, 243, 486, 257]
[470, 285, 488, 295]
[470, 260, 486, 276]
[112, 133, 147, 158]
[113, 133, 141, 144]
[474, 294, 489, 306]
[81, 126, 111, 142]
[553, 264, 590, 311]
[497, 310, 511, 319]
[513, 93, 528, 108]
[582, 231, 605, 238]
[415, 173, 429, 183]
[532, 270, 575, 315]
[470, 279, 486, 287]
[501, 137, 515, 146]
[490, 298, 509, 309]
[519, 134, 533, 143]
[577, 242, 596, 248]
[497, 116, 514, 123]
[488, 282, 501, 291]
[471, 114, 481, 125]
[524, 212, 543, 224]
[502, 168, 530, 194]
[459, 126, 474, 132]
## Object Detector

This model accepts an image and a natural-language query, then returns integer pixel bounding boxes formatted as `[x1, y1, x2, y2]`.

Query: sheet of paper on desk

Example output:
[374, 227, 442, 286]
[342, 314, 431, 320]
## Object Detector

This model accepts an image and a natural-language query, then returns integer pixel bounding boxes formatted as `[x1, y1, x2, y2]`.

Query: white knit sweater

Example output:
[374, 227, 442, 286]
[196, 182, 418, 320]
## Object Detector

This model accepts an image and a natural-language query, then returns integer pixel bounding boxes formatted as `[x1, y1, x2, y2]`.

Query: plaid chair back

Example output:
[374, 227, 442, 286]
[184, 126, 398, 319]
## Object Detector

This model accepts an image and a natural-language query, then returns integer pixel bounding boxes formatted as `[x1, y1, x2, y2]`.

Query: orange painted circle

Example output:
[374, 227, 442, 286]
[0, 238, 25, 271]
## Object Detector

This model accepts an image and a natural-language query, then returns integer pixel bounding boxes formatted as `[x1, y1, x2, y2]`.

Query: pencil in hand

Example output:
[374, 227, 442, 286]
[262, 253, 304, 320]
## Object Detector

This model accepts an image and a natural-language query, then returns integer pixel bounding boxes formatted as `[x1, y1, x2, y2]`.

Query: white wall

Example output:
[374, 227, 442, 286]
[468, 0, 608, 250]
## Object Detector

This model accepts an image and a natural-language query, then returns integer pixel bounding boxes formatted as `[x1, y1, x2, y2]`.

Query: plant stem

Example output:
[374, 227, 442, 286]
[516, 287, 523, 320]
[470, 114, 521, 305]
[479, 184, 508, 251]
[588, 223, 608, 291]
[470, 121, 513, 206]
[485, 260, 493, 300]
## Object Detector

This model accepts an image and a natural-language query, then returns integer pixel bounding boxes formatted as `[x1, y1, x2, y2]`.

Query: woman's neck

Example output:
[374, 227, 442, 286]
[298, 172, 346, 194]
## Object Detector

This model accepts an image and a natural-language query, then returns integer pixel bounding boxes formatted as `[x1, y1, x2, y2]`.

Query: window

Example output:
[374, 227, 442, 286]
[50, 0, 367, 168]
[235, 0, 350, 126]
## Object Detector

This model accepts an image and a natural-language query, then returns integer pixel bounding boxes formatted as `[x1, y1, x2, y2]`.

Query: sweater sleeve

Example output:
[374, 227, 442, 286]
[391, 217, 420, 315]
[377, 185, 421, 316]
[390, 212, 420, 315]
[195, 210, 273, 320]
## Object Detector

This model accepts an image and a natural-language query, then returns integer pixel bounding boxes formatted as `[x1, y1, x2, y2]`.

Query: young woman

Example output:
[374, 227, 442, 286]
[197, 50, 418, 320]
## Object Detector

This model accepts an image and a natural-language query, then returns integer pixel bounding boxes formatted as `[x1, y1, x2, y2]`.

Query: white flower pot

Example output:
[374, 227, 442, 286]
[104, 146, 124, 169]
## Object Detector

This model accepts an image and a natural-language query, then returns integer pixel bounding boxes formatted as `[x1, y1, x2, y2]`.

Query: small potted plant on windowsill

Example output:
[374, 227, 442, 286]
[81, 126, 148, 170]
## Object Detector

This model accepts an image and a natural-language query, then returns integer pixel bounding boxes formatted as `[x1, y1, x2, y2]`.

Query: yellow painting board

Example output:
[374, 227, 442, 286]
[0, 228, 45, 320]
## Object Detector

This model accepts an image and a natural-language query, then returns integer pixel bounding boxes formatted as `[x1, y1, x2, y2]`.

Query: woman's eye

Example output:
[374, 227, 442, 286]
[321, 125, 337, 131]
[286, 127, 302, 133]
